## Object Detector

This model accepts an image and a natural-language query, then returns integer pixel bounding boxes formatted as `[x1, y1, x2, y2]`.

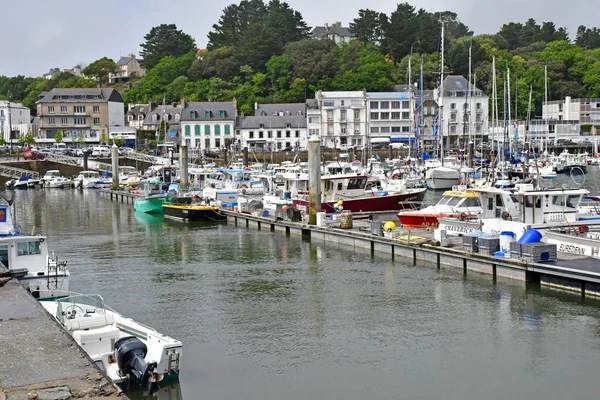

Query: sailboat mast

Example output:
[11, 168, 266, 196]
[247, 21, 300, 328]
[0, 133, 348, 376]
[439, 21, 445, 164]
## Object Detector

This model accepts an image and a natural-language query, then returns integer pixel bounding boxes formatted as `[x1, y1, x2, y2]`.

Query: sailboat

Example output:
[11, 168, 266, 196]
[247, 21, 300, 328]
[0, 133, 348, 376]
[426, 22, 461, 190]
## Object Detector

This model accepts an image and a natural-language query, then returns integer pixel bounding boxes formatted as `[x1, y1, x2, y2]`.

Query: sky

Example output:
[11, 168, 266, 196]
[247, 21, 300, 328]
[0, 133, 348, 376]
[1, 0, 597, 77]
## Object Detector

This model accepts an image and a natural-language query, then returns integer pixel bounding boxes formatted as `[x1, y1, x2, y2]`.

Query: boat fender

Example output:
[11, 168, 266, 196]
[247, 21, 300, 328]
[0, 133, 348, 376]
[501, 211, 512, 221]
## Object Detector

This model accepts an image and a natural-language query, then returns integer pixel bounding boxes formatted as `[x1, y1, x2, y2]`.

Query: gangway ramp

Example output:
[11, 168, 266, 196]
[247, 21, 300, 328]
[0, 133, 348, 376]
[0, 164, 39, 179]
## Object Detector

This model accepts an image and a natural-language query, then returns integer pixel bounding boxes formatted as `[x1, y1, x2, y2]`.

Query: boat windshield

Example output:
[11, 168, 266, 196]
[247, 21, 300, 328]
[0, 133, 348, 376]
[56, 294, 106, 325]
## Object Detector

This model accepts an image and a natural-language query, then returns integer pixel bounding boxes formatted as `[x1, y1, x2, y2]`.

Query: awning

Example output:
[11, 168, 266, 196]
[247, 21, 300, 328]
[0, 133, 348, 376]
[370, 137, 390, 144]
[390, 137, 413, 142]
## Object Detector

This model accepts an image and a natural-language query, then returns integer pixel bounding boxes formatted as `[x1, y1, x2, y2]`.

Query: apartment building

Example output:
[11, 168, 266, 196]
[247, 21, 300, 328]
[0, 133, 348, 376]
[36, 88, 124, 143]
[312, 91, 368, 149]
[367, 91, 414, 145]
[237, 103, 307, 151]
[0, 101, 31, 142]
[180, 100, 237, 150]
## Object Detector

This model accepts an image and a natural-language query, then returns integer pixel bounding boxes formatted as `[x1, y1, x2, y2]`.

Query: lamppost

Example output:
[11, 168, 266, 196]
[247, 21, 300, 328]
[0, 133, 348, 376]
[7, 92, 13, 154]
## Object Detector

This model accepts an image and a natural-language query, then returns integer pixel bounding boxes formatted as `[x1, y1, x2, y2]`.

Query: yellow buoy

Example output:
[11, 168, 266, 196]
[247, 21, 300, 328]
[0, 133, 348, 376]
[383, 221, 396, 232]
[337, 200, 343, 206]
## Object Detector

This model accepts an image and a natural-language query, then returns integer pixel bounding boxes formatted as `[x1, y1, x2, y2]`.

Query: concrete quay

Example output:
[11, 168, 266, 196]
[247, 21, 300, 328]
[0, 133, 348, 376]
[0, 278, 126, 400]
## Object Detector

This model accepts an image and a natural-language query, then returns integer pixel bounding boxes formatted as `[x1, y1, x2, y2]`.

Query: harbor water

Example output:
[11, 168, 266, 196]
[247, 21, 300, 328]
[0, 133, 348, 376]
[13, 167, 600, 400]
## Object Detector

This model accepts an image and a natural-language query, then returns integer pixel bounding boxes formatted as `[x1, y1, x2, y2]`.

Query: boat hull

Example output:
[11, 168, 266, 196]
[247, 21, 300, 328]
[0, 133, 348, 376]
[163, 204, 227, 221]
[426, 176, 460, 190]
[397, 213, 461, 229]
[134, 196, 165, 214]
[293, 189, 426, 213]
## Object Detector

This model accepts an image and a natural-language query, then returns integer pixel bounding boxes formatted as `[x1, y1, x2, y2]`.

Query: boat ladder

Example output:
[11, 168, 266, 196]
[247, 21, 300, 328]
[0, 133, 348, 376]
[46, 255, 68, 290]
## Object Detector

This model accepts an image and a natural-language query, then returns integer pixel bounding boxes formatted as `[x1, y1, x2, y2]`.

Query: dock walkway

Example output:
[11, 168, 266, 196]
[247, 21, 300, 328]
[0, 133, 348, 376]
[0, 278, 126, 399]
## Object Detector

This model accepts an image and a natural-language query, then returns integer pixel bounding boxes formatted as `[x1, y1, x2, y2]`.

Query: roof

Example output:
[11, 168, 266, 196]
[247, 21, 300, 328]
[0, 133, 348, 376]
[142, 105, 182, 125]
[421, 90, 436, 102]
[255, 103, 305, 117]
[126, 104, 151, 117]
[180, 101, 236, 122]
[37, 88, 123, 103]
[117, 56, 133, 66]
[367, 92, 412, 100]
[443, 76, 482, 94]
[305, 99, 319, 110]
[236, 115, 306, 129]
[310, 26, 352, 39]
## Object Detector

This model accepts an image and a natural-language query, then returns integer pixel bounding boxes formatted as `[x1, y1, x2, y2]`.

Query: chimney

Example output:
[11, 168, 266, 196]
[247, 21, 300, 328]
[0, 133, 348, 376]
[254, 102, 258, 111]
[181, 98, 187, 109]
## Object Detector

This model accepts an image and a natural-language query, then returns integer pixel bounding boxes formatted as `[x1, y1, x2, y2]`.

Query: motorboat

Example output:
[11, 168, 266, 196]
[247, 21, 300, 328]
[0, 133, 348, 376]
[74, 171, 111, 189]
[425, 166, 461, 190]
[134, 181, 166, 214]
[41, 170, 62, 186]
[40, 293, 182, 390]
[11, 175, 40, 190]
[45, 176, 73, 188]
[163, 196, 227, 221]
[202, 169, 263, 203]
[119, 166, 141, 187]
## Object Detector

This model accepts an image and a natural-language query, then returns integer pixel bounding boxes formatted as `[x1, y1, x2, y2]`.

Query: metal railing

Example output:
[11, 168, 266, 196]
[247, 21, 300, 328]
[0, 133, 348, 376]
[0, 164, 40, 179]
[44, 153, 113, 173]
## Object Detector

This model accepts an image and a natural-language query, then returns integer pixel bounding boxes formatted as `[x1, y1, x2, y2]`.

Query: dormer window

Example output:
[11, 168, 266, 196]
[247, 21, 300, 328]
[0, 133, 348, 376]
[286, 123, 292, 128]
[175, 113, 180, 121]
[163, 113, 170, 121]
[190, 110, 197, 119]
[204, 110, 211, 118]
[219, 110, 226, 118]
[138, 114, 144, 120]
[259, 123, 264, 129]
[152, 114, 158, 122]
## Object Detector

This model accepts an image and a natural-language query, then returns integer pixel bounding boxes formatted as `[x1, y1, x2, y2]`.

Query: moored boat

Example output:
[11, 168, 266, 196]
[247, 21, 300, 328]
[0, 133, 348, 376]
[134, 181, 166, 214]
[163, 198, 227, 222]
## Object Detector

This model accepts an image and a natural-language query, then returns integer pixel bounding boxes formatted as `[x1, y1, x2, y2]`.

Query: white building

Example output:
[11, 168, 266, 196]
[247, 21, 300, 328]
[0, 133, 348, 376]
[310, 25, 353, 44]
[237, 103, 307, 151]
[439, 76, 489, 146]
[0, 101, 31, 143]
[312, 91, 367, 149]
[180, 100, 237, 150]
[367, 91, 414, 145]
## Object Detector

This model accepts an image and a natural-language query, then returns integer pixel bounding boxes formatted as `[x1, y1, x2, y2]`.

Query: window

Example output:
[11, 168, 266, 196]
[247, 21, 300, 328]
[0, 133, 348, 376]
[391, 127, 401, 133]
[370, 101, 379, 109]
[204, 110, 211, 118]
[74, 117, 86, 125]
[74, 106, 86, 113]
[391, 112, 400, 120]
[205, 139, 210, 148]
[451, 113, 457, 122]
[48, 106, 55, 113]
[308, 117, 319, 124]
[463, 103, 469, 110]
[195, 125, 200, 135]
[219, 110, 226, 118]
[476, 103, 482, 110]
[213, 125, 220, 135]
[371, 127, 380, 133]
[341, 127, 347, 134]
[450, 125, 456, 134]
[185, 125, 191, 136]
[225, 125, 231, 135]
[380, 101, 390, 109]
[267, 131, 272, 138]
[175, 114, 180, 121]
[391, 101, 400, 109]
[204, 125, 210, 135]
[341, 109, 347, 121]
[401, 112, 409, 119]
[128, 115, 134, 122]
[236, 130, 240, 136]
[249, 131, 254, 139]
[152, 114, 158, 122]
[61, 118, 68, 125]
[190, 111, 197, 119]
[402, 101, 409, 109]
[380, 112, 389, 120]
[381, 127, 390, 133]
[370, 112, 379, 120]
[286, 131, 291, 138]
[347, 178, 366, 190]
[354, 110, 360, 120]
[327, 110, 333, 121]
[340, 137, 347, 145]
[277, 131, 282, 138]
[215, 139, 220, 148]
[295, 130, 300, 138]
[285, 142, 291, 148]
[309, 129, 319, 135]
[93, 105, 100, 113]
[323, 100, 334, 107]
[60, 106, 67, 113]
[451, 103, 456, 110]
[402, 126, 410, 133]
[259, 131, 264, 139]
[17, 241, 41, 256]
[566, 195, 580, 209]
[93, 117, 100, 125]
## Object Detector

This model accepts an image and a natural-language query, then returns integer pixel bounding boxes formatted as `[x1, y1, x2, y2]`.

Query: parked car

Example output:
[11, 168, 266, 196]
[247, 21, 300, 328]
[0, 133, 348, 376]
[91, 146, 110, 157]
[23, 147, 45, 160]
[203, 150, 219, 159]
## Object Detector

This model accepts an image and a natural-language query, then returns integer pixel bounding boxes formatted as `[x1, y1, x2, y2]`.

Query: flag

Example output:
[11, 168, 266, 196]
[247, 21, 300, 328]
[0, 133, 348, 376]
[399, 92, 407, 100]
[376, 154, 381, 161]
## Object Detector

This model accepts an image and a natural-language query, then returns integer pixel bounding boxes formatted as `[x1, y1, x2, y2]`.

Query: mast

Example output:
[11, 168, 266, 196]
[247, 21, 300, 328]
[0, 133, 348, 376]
[544, 64, 548, 154]
[492, 56, 497, 158]
[467, 43, 472, 149]
[408, 51, 413, 160]
[418, 60, 423, 162]
[439, 21, 445, 164]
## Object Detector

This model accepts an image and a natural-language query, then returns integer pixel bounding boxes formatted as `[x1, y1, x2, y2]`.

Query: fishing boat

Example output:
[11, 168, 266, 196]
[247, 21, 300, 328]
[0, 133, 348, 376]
[134, 181, 166, 214]
[39, 293, 182, 391]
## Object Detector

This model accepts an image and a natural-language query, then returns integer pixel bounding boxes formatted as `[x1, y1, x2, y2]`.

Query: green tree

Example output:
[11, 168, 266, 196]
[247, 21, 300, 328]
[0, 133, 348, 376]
[83, 57, 120, 85]
[350, 9, 389, 44]
[54, 130, 63, 143]
[584, 61, 600, 97]
[18, 133, 26, 147]
[100, 131, 109, 145]
[382, 3, 418, 63]
[137, 52, 196, 102]
[284, 39, 338, 91]
[140, 24, 196, 70]
[24, 131, 35, 146]
[188, 47, 241, 81]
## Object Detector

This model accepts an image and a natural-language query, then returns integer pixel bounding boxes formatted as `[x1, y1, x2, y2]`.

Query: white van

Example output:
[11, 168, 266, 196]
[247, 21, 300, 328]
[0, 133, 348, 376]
[91, 146, 110, 157]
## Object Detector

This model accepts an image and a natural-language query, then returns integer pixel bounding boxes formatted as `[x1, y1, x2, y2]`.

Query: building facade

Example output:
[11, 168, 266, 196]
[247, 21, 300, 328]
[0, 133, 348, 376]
[312, 91, 368, 149]
[179, 100, 237, 150]
[238, 103, 307, 151]
[439, 76, 489, 147]
[0, 101, 31, 143]
[125, 103, 152, 129]
[36, 88, 124, 144]
[141, 104, 182, 145]
[310, 25, 353, 44]
[367, 91, 415, 145]
[110, 55, 145, 84]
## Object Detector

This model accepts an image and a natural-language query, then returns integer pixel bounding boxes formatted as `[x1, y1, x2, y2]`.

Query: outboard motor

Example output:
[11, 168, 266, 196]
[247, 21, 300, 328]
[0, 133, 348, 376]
[114, 337, 156, 389]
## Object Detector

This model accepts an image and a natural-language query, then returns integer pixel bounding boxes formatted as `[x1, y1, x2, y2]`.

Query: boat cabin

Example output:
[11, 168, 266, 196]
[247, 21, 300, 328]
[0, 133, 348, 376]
[0, 235, 48, 273]
[322, 174, 369, 202]
[205, 169, 254, 190]
[510, 184, 587, 224]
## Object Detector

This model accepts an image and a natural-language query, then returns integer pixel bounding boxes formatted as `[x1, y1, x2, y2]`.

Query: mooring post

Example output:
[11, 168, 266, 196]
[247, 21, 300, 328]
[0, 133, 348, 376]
[388, 145, 392, 161]
[111, 144, 119, 191]
[83, 151, 89, 170]
[179, 144, 189, 191]
[243, 147, 249, 168]
[307, 135, 321, 226]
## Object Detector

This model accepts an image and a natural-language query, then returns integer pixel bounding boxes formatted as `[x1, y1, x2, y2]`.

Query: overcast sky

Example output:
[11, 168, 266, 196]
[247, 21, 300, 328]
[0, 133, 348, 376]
[2, 0, 596, 77]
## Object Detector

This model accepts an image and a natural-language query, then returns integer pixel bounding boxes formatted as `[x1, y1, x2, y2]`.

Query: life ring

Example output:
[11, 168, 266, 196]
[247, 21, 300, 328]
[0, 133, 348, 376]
[240, 184, 248, 189]
[459, 212, 467, 221]
[501, 211, 512, 221]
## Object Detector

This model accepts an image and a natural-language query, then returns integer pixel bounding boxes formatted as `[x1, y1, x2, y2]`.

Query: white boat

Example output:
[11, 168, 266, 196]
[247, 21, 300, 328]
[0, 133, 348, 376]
[41, 170, 62, 185]
[119, 166, 141, 187]
[75, 171, 111, 189]
[40, 294, 182, 390]
[425, 166, 461, 190]
[12, 175, 40, 189]
[45, 176, 73, 188]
